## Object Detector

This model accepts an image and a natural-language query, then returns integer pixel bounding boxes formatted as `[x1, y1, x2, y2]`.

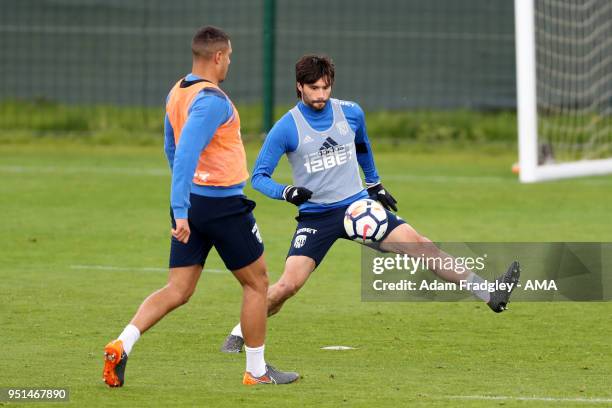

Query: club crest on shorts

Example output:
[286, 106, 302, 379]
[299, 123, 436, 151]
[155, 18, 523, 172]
[293, 234, 307, 248]
[251, 223, 262, 243]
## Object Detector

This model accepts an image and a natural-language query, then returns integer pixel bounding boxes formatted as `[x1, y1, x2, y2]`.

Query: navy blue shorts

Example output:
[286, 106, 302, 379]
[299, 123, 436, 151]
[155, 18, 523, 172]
[287, 205, 406, 267]
[169, 195, 264, 271]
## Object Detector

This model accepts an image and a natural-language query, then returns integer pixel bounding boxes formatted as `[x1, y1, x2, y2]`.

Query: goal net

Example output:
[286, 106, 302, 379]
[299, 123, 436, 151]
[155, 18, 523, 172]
[515, 0, 612, 182]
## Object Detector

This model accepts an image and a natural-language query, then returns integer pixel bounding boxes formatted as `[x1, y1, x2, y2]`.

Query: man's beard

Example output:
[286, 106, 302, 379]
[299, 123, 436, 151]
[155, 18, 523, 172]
[306, 98, 328, 110]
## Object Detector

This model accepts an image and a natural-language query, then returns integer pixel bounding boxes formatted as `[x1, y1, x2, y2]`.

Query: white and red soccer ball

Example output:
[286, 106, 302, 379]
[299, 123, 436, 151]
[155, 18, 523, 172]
[343, 199, 388, 242]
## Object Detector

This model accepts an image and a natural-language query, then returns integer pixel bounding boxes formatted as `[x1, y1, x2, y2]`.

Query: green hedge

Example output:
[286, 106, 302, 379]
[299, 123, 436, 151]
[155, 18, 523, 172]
[0, 100, 517, 145]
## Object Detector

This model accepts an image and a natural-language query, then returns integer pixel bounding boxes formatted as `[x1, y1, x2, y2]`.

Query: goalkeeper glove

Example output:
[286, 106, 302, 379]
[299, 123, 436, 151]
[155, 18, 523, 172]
[366, 182, 398, 212]
[283, 185, 313, 206]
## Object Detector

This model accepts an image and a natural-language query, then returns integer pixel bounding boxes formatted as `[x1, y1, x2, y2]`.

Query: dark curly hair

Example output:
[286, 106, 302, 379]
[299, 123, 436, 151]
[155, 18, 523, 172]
[295, 55, 335, 98]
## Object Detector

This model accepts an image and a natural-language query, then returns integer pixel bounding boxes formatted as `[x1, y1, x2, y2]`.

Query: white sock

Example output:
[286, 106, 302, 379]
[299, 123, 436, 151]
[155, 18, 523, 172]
[118, 324, 141, 356]
[231, 323, 243, 338]
[466, 272, 491, 303]
[245, 345, 266, 377]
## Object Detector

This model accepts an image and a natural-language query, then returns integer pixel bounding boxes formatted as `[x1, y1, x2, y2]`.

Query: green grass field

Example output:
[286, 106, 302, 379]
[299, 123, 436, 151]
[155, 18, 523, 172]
[1, 141, 612, 407]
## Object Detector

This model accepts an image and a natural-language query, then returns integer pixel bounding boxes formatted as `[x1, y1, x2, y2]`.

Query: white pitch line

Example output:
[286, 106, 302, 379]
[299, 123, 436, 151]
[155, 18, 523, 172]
[446, 395, 612, 404]
[70, 264, 226, 274]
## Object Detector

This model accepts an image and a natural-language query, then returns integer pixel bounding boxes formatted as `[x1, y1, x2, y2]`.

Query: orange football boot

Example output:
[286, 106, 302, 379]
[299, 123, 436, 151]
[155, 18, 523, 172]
[103, 340, 128, 387]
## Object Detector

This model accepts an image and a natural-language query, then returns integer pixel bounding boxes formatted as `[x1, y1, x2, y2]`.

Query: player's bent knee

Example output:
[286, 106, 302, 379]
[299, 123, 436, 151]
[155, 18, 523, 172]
[176, 293, 192, 306]
[277, 280, 301, 299]
[233, 255, 269, 293]
[398, 225, 431, 245]
[417, 234, 432, 244]
[254, 273, 270, 293]
[164, 284, 194, 307]
[242, 271, 269, 294]
[232, 256, 270, 296]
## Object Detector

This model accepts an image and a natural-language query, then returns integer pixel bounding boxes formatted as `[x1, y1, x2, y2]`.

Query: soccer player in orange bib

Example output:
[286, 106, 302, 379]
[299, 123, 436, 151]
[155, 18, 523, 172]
[102, 26, 298, 387]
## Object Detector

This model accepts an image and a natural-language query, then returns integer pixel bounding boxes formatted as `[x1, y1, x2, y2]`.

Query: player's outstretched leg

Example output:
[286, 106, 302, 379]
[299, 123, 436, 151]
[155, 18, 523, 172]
[221, 256, 314, 353]
[487, 261, 521, 313]
[381, 223, 521, 313]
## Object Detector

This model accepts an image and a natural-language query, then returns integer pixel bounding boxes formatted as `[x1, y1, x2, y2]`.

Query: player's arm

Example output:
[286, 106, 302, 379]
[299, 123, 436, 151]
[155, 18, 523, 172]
[163, 113, 175, 171]
[251, 118, 312, 206]
[353, 103, 398, 211]
[170, 90, 230, 242]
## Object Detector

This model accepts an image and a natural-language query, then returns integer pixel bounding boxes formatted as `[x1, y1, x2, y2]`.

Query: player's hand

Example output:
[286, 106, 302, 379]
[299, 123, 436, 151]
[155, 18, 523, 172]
[172, 218, 191, 243]
[283, 185, 313, 206]
[367, 182, 398, 212]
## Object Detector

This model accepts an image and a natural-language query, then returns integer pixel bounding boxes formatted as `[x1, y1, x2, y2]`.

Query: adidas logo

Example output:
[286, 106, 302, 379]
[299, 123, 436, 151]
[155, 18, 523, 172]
[319, 137, 339, 151]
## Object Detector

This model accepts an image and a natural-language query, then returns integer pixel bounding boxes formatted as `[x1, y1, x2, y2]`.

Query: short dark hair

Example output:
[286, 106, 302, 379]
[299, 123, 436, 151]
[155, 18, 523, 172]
[191, 26, 230, 60]
[295, 55, 335, 98]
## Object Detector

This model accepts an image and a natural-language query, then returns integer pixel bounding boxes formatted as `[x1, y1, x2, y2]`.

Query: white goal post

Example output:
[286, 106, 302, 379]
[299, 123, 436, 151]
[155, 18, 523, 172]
[515, 0, 612, 183]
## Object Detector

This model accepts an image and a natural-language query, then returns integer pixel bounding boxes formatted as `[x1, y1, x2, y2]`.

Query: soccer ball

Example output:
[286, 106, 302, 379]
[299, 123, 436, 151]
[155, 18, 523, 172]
[343, 199, 388, 242]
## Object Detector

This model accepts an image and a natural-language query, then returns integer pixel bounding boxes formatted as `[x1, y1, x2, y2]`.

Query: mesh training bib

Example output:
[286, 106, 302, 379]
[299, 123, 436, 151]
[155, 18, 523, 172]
[287, 99, 363, 204]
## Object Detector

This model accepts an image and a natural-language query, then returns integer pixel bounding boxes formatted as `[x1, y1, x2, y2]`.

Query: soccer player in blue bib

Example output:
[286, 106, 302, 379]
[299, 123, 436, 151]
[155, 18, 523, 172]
[221, 55, 520, 352]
